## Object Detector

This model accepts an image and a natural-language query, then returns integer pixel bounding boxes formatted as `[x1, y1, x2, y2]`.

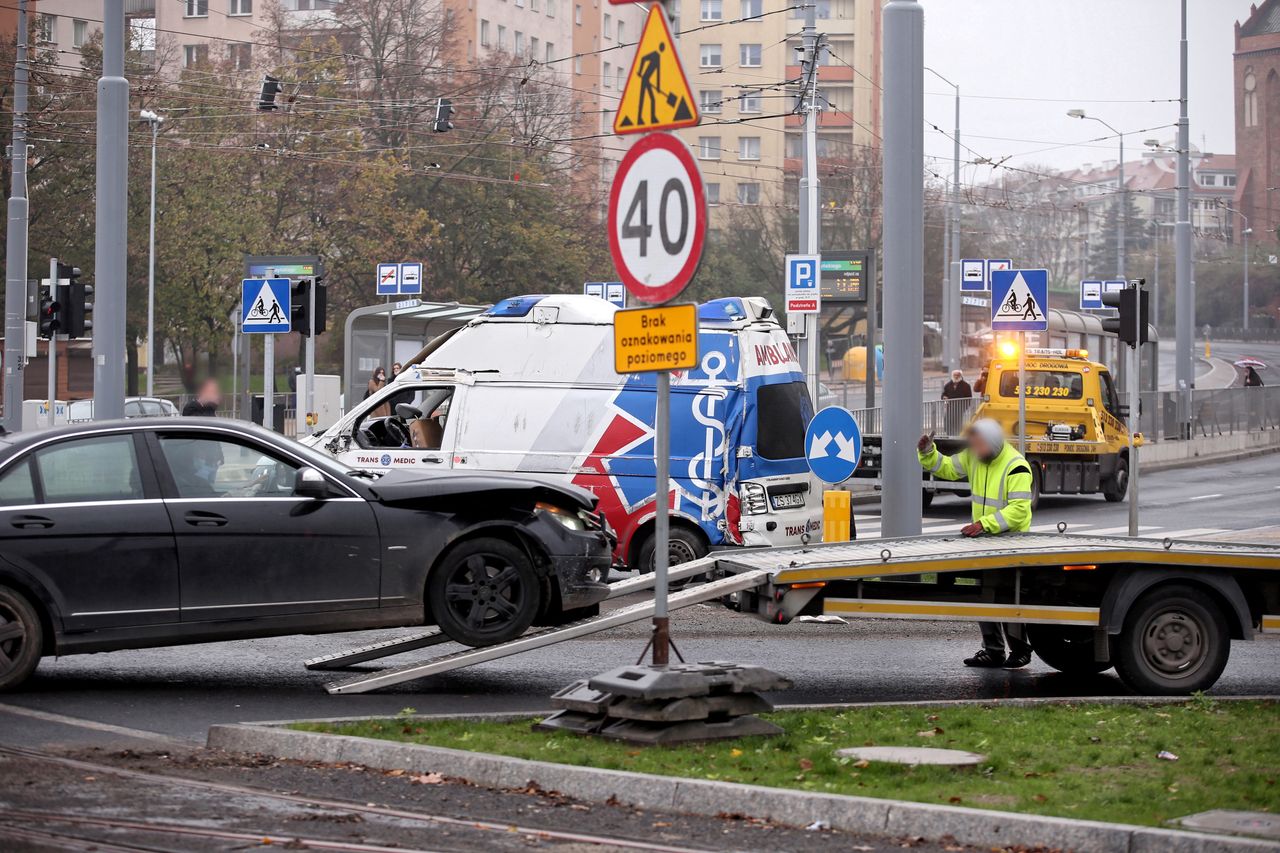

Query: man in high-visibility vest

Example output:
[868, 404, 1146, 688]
[917, 418, 1034, 669]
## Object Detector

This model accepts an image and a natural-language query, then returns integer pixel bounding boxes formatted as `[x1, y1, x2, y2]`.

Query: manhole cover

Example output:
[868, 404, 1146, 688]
[1175, 810, 1280, 840]
[835, 746, 986, 767]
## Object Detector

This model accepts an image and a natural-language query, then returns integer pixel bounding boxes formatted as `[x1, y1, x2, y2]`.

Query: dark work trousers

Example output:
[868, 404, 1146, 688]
[980, 622, 1031, 656]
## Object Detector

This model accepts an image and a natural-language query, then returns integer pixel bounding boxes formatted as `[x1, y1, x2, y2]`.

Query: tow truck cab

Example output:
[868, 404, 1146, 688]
[965, 346, 1132, 502]
[309, 295, 822, 569]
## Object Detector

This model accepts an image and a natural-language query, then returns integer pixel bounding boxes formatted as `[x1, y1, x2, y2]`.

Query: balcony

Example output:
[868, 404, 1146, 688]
[125, 0, 155, 15]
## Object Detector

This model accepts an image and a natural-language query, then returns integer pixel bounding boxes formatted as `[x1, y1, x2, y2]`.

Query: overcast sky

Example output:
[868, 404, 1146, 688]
[919, 0, 1255, 183]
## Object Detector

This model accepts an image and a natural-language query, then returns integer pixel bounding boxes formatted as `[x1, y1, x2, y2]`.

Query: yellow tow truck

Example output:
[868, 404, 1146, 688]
[952, 344, 1133, 506]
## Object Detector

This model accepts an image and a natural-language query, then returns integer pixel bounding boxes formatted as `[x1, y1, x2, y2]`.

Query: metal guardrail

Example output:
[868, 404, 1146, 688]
[1141, 386, 1280, 440]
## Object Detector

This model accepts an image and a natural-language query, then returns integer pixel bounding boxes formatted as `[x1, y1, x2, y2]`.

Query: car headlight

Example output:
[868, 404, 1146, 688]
[535, 502, 588, 531]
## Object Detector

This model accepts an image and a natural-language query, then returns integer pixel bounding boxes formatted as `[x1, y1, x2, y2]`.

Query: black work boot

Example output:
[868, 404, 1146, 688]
[964, 649, 1006, 667]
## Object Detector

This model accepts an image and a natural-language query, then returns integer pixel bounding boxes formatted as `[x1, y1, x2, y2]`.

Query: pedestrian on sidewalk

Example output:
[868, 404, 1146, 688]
[917, 418, 1035, 669]
[940, 370, 973, 436]
[182, 378, 221, 417]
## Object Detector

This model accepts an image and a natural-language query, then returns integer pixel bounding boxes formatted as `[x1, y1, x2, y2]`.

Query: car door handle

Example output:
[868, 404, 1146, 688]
[422, 457, 443, 464]
[10, 515, 54, 530]
[183, 511, 228, 527]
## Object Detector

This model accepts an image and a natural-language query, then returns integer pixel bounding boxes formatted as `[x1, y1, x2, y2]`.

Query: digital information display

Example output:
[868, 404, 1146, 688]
[819, 252, 870, 303]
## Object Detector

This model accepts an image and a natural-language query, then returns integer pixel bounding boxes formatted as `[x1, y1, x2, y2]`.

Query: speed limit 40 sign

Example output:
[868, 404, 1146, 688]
[608, 132, 707, 304]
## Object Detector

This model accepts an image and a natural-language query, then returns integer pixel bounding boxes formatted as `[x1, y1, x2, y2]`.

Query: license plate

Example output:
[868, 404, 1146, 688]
[770, 492, 805, 510]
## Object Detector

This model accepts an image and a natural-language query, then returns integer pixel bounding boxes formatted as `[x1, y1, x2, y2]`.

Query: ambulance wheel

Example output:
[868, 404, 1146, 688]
[1103, 456, 1128, 503]
[1113, 584, 1230, 695]
[0, 584, 43, 692]
[1026, 624, 1110, 675]
[428, 539, 539, 647]
[637, 526, 708, 583]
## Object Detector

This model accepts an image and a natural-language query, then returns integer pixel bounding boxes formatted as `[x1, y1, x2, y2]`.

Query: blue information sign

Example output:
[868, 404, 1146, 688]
[805, 406, 863, 484]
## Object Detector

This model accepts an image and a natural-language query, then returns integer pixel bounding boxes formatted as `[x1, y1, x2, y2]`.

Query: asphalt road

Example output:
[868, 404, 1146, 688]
[1, 452, 1277, 751]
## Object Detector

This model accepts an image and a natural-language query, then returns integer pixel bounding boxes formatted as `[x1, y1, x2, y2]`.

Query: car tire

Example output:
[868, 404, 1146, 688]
[1102, 456, 1128, 503]
[1113, 584, 1231, 695]
[0, 585, 43, 692]
[1027, 624, 1111, 675]
[636, 526, 708, 583]
[1029, 464, 1043, 512]
[428, 539, 540, 647]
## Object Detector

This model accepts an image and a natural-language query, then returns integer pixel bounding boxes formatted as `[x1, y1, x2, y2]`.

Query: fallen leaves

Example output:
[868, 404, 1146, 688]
[410, 772, 445, 785]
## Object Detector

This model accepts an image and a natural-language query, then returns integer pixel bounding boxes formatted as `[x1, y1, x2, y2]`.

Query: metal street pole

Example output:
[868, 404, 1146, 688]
[1127, 281, 1141, 537]
[305, 280, 316, 435]
[1174, 0, 1193, 439]
[1017, 333, 1026, 455]
[141, 110, 162, 398]
[46, 258, 56, 428]
[926, 67, 961, 372]
[1067, 110, 1124, 280]
[798, 5, 822, 408]
[652, 369, 671, 666]
[263, 269, 275, 433]
[3, 0, 30, 432]
[1244, 225, 1251, 331]
[881, 0, 924, 538]
[92, 0, 129, 420]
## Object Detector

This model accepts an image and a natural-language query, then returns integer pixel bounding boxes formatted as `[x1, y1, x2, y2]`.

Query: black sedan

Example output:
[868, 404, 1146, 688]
[0, 418, 612, 691]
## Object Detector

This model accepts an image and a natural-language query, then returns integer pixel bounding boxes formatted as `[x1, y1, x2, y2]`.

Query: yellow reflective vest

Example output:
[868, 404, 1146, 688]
[917, 442, 1034, 534]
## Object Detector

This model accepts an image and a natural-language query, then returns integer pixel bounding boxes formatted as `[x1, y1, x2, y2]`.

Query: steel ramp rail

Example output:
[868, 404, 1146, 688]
[324, 569, 771, 695]
[307, 555, 722, 671]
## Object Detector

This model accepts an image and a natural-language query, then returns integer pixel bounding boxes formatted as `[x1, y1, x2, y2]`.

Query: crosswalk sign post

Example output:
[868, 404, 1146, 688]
[990, 268, 1049, 455]
[613, 5, 699, 135]
[242, 277, 292, 432]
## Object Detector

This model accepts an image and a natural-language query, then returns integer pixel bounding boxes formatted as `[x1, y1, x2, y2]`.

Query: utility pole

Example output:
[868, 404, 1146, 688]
[1174, 0, 1193, 439]
[3, 0, 30, 432]
[92, 0, 129, 420]
[881, 0, 924, 538]
[46, 258, 57, 427]
[141, 110, 163, 398]
[798, 5, 823, 408]
[926, 67, 961, 372]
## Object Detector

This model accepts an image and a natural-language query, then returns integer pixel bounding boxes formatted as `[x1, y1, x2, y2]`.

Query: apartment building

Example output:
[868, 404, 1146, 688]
[669, 0, 880, 231]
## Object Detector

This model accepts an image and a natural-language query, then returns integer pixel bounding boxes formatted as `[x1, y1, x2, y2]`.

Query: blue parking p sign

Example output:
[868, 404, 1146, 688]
[241, 278, 292, 334]
[785, 254, 820, 314]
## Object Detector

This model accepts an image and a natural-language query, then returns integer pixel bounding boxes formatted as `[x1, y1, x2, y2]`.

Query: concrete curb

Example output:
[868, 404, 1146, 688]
[207, 721, 1278, 853]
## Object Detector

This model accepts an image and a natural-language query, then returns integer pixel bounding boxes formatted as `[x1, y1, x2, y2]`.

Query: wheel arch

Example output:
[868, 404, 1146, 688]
[0, 569, 58, 655]
[427, 523, 551, 585]
[1100, 567, 1252, 641]
[625, 513, 710, 568]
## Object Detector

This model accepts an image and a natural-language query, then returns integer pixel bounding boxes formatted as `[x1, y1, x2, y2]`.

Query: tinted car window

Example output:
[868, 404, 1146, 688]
[0, 458, 36, 505]
[35, 435, 144, 502]
[756, 381, 814, 460]
[159, 436, 301, 499]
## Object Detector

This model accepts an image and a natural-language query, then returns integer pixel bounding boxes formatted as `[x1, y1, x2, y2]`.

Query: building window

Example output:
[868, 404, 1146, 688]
[546, 41, 555, 61]
[480, 19, 490, 46]
[737, 182, 760, 205]
[185, 0, 208, 17]
[706, 182, 721, 205]
[515, 0, 524, 8]
[515, 30, 525, 55]
[698, 136, 721, 160]
[182, 43, 208, 66]
[739, 43, 761, 67]
[739, 89, 761, 113]
[1244, 69, 1258, 128]
[498, 24, 507, 49]
[739, 136, 761, 160]
[547, 0, 555, 16]
[700, 89, 722, 114]
[1201, 173, 1216, 187]
[34, 14, 55, 43]
[700, 0, 722, 20]
[617, 20, 624, 41]
[603, 61, 612, 89]
[531, 0, 540, 10]
[229, 0, 252, 15]
[530, 36, 539, 58]
[603, 13, 612, 37]
[1224, 175, 1237, 187]
[72, 19, 88, 47]
[616, 65, 624, 90]
[700, 44, 722, 67]
[574, 55, 582, 74]
[229, 42, 251, 69]
[575, 4, 582, 24]
[740, 0, 761, 17]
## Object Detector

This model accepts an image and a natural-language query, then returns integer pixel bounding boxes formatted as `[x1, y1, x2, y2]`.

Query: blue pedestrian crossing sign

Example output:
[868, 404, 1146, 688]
[241, 278, 292, 334]
[805, 406, 862, 484]
[990, 268, 1049, 332]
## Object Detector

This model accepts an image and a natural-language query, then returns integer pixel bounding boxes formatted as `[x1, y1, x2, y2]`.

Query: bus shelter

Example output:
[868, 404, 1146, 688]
[343, 300, 489, 402]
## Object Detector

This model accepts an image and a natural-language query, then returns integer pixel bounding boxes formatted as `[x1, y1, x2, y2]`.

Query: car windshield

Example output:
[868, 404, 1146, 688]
[756, 380, 814, 460]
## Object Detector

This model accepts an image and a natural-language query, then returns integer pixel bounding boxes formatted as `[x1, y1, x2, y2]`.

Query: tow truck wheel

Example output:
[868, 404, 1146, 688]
[1103, 456, 1128, 503]
[0, 585, 43, 692]
[1114, 584, 1231, 695]
[1029, 465, 1043, 511]
[428, 539, 540, 647]
[1026, 624, 1110, 675]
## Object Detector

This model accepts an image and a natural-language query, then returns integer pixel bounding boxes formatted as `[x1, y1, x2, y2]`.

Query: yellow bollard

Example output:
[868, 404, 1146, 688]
[823, 490, 852, 543]
[1205, 339, 1211, 358]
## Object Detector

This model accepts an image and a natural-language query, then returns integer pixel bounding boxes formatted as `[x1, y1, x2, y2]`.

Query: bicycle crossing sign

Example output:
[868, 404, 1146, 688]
[613, 5, 699, 135]
[990, 268, 1049, 332]
[241, 278, 292, 334]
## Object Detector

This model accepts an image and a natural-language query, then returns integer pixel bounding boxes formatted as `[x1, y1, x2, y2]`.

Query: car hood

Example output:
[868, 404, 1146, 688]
[364, 468, 597, 511]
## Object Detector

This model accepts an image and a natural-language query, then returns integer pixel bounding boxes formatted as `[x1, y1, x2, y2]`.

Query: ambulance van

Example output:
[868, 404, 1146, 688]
[308, 294, 822, 570]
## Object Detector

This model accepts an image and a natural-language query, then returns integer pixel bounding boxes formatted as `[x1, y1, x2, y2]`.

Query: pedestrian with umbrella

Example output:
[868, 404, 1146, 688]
[1235, 358, 1266, 388]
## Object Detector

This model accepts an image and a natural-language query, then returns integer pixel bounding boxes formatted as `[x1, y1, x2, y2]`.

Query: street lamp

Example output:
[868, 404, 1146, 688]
[1219, 203, 1252, 331]
[925, 66, 960, 371]
[139, 109, 164, 397]
[1069, 109, 1126, 279]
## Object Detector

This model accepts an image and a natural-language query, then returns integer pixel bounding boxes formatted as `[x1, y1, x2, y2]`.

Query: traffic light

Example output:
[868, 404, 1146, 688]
[433, 97, 454, 133]
[64, 282, 93, 338]
[1101, 279, 1149, 347]
[291, 278, 327, 336]
[256, 75, 283, 111]
[38, 286, 62, 339]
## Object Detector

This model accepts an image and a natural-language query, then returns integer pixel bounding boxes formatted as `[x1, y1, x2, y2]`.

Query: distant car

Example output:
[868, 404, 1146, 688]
[67, 396, 180, 421]
[0, 419, 612, 691]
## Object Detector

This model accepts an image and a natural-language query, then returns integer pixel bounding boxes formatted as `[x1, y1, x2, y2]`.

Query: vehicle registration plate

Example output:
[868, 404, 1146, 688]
[771, 492, 805, 510]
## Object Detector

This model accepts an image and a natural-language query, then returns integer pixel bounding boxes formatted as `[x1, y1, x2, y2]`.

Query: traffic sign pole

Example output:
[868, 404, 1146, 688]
[1129, 280, 1141, 538]
[653, 369, 671, 665]
[47, 258, 57, 428]
[1018, 332, 1027, 455]
[264, 267, 276, 432]
[305, 280, 316, 435]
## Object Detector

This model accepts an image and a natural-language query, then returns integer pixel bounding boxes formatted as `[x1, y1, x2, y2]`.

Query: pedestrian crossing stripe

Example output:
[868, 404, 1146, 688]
[613, 5, 699, 135]
[992, 271, 1045, 325]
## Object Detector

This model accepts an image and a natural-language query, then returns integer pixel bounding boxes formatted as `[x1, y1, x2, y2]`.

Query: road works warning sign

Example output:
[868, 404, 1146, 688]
[613, 5, 699, 135]
[613, 303, 699, 373]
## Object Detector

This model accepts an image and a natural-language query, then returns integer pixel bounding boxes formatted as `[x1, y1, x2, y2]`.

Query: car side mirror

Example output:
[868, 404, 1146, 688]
[294, 467, 329, 499]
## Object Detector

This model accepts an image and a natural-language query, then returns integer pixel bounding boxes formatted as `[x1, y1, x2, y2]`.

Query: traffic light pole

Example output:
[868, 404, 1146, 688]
[4, 0, 30, 432]
[1128, 282, 1140, 537]
[305, 281, 316, 435]
[46, 258, 56, 427]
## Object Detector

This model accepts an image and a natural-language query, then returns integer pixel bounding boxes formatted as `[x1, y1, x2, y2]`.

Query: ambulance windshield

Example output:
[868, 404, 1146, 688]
[755, 381, 813, 460]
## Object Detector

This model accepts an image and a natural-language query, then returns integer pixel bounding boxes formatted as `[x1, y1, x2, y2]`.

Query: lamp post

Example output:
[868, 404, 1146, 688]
[1069, 109, 1125, 280]
[926, 66, 960, 372]
[140, 109, 164, 397]
[1219, 203, 1252, 331]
